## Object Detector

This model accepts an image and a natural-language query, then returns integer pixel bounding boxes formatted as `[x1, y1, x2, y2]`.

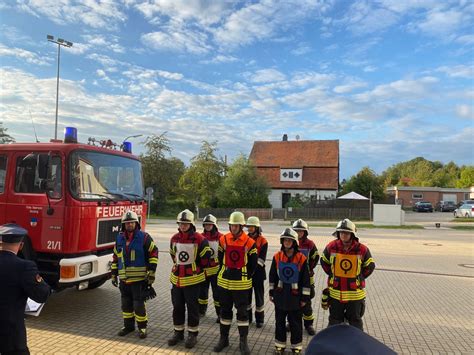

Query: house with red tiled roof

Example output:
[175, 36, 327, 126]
[249, 136, 339, 208]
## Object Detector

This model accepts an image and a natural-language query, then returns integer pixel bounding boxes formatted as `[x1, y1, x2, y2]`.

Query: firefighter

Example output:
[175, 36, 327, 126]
[0, 224, 51, 355]
[168, 209, 211, 349]
[291, 219, 319, 335]
[111, 211, 158, 339]
[214, 211, 258, 355]
[246, 216, 268, 328]
[198, 214, 222, 322]
[320, 219, 375, 331]
[269, 228, 311, 354]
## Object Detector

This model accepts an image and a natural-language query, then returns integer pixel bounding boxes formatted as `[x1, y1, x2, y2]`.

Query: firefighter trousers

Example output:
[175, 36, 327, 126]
[328, 298, 365, 331]
[219, 288, 249, 337]
[275, 308, 303, 351]
[198, 274, 220, 316]
[120, 281, 147, 330]
[248, 279, 265, 323]
[171, 284, 201, 334]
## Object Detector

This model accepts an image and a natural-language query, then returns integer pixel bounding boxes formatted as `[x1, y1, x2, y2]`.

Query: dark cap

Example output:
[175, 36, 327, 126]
[0, 223, 27, 243]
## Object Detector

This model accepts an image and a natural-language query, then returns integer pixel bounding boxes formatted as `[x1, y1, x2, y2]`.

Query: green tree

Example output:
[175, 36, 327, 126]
[0, 122, 15, 143]
[140, 133, 185, 214]
[216, 155, 271, 208]
[342, 167, 385, 202]
[456, 166, 474, 188]
[179, 141, 225, 208]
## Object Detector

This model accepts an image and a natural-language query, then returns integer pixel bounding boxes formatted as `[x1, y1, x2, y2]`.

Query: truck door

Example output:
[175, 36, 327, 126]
[7, 152, 65, 255]
[0, 154, 8, 222]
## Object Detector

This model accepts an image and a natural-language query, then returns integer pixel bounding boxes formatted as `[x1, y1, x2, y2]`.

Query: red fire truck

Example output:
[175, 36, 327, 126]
[0, 128, 147, 290]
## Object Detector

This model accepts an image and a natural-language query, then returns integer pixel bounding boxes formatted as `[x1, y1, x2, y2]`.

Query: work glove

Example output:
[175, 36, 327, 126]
[147, 271, 155, 286]
[321, 288, 330, 310]
[143, 285, 157, 301]
[111, 275, 118, 287]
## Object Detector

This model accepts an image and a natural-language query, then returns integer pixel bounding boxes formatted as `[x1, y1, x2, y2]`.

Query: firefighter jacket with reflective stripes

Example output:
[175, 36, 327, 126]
[169, 230, 211, 288]
[320, 239, 375, 302]
[249, 233, 268, 281]
[298, 237, 319, 286]
[202, 229, 222, 277]
[269, 250, 311, 311]
[111, 230, 158, 283]
[217, 232, 257, 291]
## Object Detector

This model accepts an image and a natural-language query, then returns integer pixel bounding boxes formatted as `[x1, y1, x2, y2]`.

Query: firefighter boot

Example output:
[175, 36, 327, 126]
[239, 335, 251, 355]
[167, 330, 184, 346]
[213, 336, 229, 352]
[274, 347, 285, 355]
[138, 328, 147, 339]
[117, 327, 135, 336]
[305, 325, 316, 336]
[185, 333, 198, 349]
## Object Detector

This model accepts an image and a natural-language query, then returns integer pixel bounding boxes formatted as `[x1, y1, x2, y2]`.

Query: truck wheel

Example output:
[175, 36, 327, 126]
[86, 277, 108, 290]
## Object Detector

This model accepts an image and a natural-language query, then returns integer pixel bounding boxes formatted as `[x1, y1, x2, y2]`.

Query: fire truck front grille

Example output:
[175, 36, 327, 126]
[97, 219, 122, 246]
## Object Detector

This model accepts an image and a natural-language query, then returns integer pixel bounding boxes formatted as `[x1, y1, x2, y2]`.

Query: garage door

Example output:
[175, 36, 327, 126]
[442, 194, 457, 203]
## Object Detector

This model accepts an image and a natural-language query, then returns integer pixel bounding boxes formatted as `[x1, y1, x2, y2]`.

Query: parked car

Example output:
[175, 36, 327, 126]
[435, 201, 457, 212]
[457, 200, 474, 207]
[453, 204, 474, 218]
[412, 201, 434, 212]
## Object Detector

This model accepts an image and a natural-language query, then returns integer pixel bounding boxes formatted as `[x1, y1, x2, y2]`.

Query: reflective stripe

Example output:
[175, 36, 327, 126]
[214, 301, 220, 307]
[247, 304, 252, 311]
[174, 324, 185, 331]
[310, 275, 315, 285]
[200, 246, 211, 258]
[188, 325, 199, 333]
[205, 264, 219, 276]
[269, 283, 274, 290]
[135, 314, 148, 322]
[123, 312, 134, 319]
[275, 341, 286, 349]
[217, 276, 252, 290]
[148, 241, 156, 253]
[237, 320, 249, 327]
[302, 287, 311, 295]
[149, 257, 158, 264]
[220, 318, 232, 325]
[198, 298, 208, 305]
[303, 314, 315, 321]
[363, 257, 375, 267]
[170, 272, 205, 287]
[256, 306, 265, 312]
[258, 258, 265, 267]
[329, 288, 366, 301]
[291, 343, 303, 351]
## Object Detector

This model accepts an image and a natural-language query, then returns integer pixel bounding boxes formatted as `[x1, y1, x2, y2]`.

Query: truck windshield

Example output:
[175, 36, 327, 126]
[70, 151, 144, 201]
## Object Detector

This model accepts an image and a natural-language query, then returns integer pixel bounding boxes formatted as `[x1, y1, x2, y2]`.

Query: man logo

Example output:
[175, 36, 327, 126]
[112, 225, 120, 232]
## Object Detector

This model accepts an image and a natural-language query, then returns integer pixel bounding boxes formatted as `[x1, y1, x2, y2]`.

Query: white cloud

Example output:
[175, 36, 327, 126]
[245, 68, 286, 84]
[291, 44, 312, 56]
[141, 26, 211, 54]
[333, 80, 367, 94]
[200, 54, 238, 64]
[436, 65, 474, 79]
[455, 104, 474, 119]
[0, 44, 50, 66]
[17, 0, 127, 29]
[82, 34, 125, 53]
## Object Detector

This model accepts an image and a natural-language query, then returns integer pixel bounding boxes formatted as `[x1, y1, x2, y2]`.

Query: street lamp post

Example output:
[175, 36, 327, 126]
[47, 35, 73, 140]
[123, 134, 143, 142]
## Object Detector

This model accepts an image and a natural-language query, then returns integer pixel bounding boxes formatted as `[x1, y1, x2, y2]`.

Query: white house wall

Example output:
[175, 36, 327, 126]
[268, 189, 336, 208]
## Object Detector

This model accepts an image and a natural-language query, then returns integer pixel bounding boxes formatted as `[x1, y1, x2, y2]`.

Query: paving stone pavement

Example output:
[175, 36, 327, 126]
[25, 224, 474, 354]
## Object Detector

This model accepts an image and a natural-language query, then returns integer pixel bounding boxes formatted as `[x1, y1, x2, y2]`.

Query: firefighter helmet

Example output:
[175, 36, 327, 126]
[228, 211, 245, 225]
[332, 218, 357, 239]
[202, 214, 217, 226]
[121, 211, 139, 224]
[292, 218, 308, 231]
[246, 216, 260, 227]
[280, 227, 298, 242]
[177, 209, 195, 224]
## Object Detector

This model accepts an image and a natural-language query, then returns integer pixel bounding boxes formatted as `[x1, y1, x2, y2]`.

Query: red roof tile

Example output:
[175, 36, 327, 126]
[249, 140, 339, 168]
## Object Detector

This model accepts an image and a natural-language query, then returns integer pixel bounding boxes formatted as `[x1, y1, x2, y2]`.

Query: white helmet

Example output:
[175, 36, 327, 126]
[202, 214, 218, 227]
[177, 209, 195, 225]
[332, 218, 358, 240]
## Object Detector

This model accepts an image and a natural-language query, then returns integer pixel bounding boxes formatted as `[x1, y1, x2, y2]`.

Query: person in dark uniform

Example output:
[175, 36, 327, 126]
[0, 224, 51, 355]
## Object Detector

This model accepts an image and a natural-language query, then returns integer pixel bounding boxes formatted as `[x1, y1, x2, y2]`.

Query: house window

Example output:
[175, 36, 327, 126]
[412, 193, 423, 199]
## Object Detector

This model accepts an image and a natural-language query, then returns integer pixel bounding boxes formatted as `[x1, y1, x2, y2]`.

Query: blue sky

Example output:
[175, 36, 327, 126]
[0, 0, 473, 179]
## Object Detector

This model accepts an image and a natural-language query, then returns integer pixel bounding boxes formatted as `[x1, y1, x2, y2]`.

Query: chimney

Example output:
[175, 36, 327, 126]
[282, 134, 288, 141]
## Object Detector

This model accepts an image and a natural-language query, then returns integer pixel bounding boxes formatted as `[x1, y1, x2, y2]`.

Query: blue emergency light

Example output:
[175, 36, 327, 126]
[122, 141, 132, 153]
[64, 127, 78, 143]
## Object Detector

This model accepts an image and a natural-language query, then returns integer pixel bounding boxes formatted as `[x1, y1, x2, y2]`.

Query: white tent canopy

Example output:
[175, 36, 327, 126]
[337, 191, 369, 200]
